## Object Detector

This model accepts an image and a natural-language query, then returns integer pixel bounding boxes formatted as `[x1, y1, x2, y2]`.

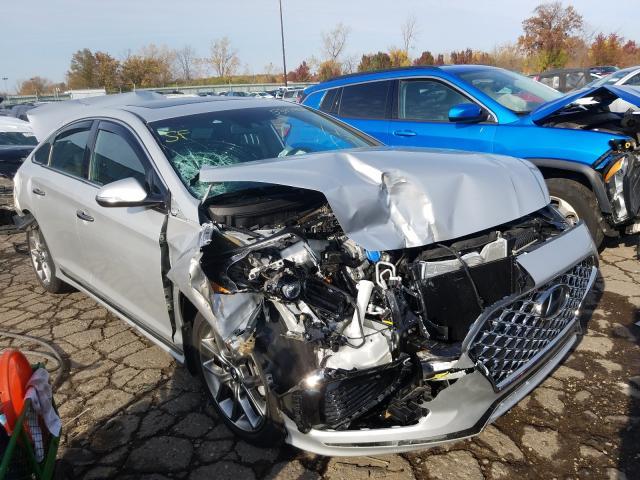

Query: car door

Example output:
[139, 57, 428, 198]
[28, 121, 94, 281]
[388, 78, 497, 153]
[332, 80, 393, 144]
[73, 120, 174, 342]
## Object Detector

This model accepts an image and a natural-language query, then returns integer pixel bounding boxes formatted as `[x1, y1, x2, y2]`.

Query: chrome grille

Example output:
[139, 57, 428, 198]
[468, 257, 595, 390]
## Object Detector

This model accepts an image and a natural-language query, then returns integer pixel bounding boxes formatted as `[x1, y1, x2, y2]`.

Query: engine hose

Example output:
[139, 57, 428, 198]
[0, 330, 69, 391]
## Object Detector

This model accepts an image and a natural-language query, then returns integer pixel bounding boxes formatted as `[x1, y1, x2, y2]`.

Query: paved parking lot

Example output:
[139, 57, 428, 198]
[0, 231, 638, 479]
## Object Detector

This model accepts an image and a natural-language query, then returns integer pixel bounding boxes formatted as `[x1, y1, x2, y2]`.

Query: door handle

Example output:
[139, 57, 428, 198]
[32, 188, 46, 196]
[76, 210, 94, 222]
[392, 129, 417, 137]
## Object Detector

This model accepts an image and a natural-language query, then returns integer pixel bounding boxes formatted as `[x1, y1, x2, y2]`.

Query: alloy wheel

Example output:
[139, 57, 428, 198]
[199, 326, 267, 432]
[28, 228, 52, 286]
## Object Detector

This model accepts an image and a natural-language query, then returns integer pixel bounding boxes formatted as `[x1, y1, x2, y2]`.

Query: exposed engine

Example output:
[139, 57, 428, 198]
[199, 185, 570, 433]
[539, 88, 640, 143]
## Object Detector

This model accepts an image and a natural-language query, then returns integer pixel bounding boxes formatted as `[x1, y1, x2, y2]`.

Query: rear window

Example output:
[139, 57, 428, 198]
[338, 81, 391, 119]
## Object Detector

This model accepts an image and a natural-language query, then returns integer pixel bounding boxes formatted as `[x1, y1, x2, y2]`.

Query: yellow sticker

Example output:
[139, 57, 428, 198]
[164, 129, 190, 143]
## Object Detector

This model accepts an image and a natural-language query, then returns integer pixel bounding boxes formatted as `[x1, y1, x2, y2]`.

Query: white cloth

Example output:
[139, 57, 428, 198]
[24, 368, 61, 460]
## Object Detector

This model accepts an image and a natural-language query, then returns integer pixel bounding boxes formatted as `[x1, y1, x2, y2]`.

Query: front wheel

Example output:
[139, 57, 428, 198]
[546, 177, 604, 247]
[192, 314, 284, 446]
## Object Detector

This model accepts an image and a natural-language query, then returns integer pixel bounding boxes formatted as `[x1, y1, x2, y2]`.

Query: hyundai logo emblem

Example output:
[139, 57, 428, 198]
[533, 284, 570, 320]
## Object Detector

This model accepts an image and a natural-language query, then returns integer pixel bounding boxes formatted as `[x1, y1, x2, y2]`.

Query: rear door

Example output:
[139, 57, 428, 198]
[331, 80, 393, 144]
[388, 78, 497, 152]
[73, 120, 174, 342]
[28, 121, 94, 281]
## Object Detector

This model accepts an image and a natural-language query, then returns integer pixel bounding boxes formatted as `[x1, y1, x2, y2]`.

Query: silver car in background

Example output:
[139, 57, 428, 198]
[13, 93, 597, 455]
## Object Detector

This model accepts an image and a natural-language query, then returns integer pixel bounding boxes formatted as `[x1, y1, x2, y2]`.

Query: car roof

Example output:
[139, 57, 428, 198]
[123, 96, 279, 121]
[615, 65, 640, 75]
[27, 92, 298, 140]
[305, 64, 500, 92]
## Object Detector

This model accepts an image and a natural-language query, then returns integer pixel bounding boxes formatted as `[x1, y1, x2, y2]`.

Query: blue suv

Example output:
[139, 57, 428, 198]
[302, 66, 640, 246]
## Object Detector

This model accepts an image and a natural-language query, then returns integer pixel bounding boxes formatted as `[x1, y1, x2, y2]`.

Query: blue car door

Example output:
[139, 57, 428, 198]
[388, 78, 497, 153]
[331, 80, 394, 144]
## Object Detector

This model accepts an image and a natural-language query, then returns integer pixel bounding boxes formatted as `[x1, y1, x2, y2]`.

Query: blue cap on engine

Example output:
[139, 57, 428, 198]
[365, 250, 381, 262]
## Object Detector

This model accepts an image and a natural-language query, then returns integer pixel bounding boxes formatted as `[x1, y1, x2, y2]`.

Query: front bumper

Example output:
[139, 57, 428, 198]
[283, 223, 598, 456]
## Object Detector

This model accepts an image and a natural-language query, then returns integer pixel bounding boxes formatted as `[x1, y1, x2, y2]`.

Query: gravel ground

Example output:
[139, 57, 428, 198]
[0, 231, 638, 479]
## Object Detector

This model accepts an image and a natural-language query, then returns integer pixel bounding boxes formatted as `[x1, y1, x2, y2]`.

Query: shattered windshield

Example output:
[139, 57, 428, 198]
[150, 105, 375, 198]
[456, 69, 563, 114]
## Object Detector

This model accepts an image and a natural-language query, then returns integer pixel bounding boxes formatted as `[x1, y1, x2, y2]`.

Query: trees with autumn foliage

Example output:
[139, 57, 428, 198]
[288, 61, 312, 82]
[15, 2, 640, 94]
[518, 1, 584, 71]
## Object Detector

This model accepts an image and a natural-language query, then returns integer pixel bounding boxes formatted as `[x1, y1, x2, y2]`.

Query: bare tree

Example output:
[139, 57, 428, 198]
[174, 45, 197, 81]
[322, 23, 351, 62]
[341, 54, 358, 74]
[209, 37, 240, 78]
[401, 14, 419, 54]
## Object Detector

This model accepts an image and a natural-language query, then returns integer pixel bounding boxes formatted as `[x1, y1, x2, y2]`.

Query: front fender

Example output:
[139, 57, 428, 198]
[527, 158, 611, 214]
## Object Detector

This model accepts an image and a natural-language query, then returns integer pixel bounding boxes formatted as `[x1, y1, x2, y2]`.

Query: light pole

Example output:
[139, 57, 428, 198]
[1, 77, 8, 96]
[278, 0, 288, 86]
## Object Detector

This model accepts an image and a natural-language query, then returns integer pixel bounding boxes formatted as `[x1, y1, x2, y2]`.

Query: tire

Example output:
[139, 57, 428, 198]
[26, 225, 73, 293]
[192, 313, 285, 446]
[546, 177, 605, 247]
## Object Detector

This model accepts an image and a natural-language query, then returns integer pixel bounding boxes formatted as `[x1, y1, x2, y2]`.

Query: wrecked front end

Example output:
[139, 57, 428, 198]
[533, 85, 640, 226]
[192, 182, 597, 455]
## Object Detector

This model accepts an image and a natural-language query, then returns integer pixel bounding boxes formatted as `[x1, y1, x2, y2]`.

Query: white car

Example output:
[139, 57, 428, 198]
[14, 92, 597, 456]
[586, 66, 640, 112]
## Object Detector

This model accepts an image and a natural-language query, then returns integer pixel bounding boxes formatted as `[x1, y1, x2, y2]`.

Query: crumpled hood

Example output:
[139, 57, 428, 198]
[200, 147, 549, 251]
[530, 85, 640, 123]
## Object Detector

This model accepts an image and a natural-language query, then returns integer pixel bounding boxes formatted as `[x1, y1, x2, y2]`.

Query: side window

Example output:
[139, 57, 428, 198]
[32, 141, 51, 165]
[90, 129, 147, 186]
[398, 79, 470, 122]
[540, 75, 560, 90]
[627, 74, 640, 86]
[565, 72, 587, 90]
[319, 89, 339, 113]
[339, 81, 391, 119]
[50, 127, 91, 178]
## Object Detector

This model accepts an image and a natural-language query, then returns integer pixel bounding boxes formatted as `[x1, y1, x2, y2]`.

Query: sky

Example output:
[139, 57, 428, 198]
[3, 0, 639, 91]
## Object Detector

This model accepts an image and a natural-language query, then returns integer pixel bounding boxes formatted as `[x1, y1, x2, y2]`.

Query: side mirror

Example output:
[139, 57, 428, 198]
[448, 103, 486, 123]
[95, 177, 165, 208]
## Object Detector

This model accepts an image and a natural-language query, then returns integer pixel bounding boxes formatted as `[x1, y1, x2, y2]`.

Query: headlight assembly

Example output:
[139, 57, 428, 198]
[605, 155, 629, 222]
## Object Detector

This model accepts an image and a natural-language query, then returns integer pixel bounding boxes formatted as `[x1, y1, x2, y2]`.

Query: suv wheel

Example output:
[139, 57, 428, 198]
[193, 314, 284, 446]
[546, 178, 604, 247]
[26, 225, 72, 293]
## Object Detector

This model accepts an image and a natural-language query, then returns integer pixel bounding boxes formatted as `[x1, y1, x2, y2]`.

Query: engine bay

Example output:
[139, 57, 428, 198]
[538, 88, 640, 142]
[199, 185, 570, 432]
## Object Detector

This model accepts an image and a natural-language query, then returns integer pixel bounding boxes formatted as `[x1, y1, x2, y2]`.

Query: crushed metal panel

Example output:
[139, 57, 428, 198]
[200, 148, 549, 251]
[516, 222, 596, 286]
